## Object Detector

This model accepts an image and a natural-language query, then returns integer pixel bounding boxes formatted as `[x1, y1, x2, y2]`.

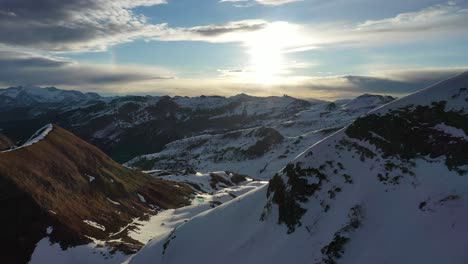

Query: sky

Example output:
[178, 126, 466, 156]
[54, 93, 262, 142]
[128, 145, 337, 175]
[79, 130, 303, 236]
[0, 0, 467, 99]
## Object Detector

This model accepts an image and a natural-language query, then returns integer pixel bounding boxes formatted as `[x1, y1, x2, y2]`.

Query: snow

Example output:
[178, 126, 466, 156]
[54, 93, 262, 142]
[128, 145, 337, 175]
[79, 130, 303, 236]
[129, 72, 468, 264]
[29, 169, 266, 264]
[149, 171, 267, 205]
[342, 94, 394, 111]
[126, 93, 393, 180]
[107, 198, 120, 205]
[30, 238, 129, 264]
[87, 175, 96, 183]
[0, 85, 101, 104]
[83, 220, 106, 231]
[433, 123, 468, 140]
[1, 124, 53, 153]
[137, 193, 146, 203]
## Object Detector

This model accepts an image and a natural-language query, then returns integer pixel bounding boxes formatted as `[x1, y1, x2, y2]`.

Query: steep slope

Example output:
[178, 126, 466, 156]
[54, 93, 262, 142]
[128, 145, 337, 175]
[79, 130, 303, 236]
[0, 125, 192, 264]
[131, 72, 468, 264]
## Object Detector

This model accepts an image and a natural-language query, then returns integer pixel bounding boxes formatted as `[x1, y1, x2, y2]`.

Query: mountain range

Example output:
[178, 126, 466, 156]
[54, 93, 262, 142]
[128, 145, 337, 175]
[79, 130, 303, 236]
[1, 73, 467, 264]
[130, 73, 468, 264]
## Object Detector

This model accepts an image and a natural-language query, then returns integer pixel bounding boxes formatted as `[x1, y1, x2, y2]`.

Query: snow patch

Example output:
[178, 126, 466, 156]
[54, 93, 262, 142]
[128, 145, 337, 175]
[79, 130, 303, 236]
[433, 123, 468, 140]
[83, 220, 106, 231]
[137, 193, 146, 203]
[107, 198, 120, 205]
[1, 124, 53, 153]
[86, 174, 96, 183]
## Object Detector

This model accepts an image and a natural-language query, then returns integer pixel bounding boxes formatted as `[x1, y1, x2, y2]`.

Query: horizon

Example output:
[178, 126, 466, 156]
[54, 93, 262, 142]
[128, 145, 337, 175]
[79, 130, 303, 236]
[0, 83, 403, 101]
[1, 0, 468, 100]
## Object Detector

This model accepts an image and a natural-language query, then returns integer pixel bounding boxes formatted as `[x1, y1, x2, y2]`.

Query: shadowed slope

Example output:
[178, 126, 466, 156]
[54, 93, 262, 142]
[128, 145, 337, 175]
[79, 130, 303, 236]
[0, 125, 193, 264]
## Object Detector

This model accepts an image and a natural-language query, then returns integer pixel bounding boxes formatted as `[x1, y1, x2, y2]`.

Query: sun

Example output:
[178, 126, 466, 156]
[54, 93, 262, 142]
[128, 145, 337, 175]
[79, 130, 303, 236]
[244, 22, 302, 84]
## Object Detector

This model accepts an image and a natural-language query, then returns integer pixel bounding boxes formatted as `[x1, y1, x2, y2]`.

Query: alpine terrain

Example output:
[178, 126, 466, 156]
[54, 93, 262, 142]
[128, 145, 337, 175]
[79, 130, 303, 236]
[130, 72, 468, 264]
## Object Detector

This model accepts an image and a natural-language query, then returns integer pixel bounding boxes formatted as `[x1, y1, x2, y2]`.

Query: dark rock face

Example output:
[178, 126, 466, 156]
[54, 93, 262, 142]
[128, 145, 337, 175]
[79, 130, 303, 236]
[346, 101, 468, 174]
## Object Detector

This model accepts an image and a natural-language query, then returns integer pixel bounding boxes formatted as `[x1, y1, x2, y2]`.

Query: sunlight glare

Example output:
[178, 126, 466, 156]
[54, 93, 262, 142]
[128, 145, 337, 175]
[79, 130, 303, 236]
[245, 22, 301, 84]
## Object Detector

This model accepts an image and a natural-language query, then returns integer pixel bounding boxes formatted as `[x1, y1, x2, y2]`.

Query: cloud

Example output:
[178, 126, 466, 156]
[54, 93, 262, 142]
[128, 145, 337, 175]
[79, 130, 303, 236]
[97, 67, 468, 99]
[357, 1, 467, 33]
[294, 67, 468, 98]
[188, 20, 268, 36]
[164, 2, 468, 54]
[0, 0, 269, 52]
[220, 0, 302, 6]
[150, 20, 273, 44]
[1, 1, 466, 53]
[255, 0, 302, 5]
[212, 67, 468, 99]
[1, 51, 465, 100]
[0, 51, 174, 87]
[0, 0, 167, 52]
[302, 2, 468, 48]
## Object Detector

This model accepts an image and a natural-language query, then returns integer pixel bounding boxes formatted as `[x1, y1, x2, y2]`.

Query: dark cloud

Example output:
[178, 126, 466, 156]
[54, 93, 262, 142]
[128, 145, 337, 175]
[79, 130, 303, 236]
[190, 21, 268, 36]
[0, 51, 69, 68]
[0, 51, 172, 87]
[0, 0, 269, 51]
[301, 68, 468, 97]
[0, 0, 165, 51]
[342, 75, 424, 94]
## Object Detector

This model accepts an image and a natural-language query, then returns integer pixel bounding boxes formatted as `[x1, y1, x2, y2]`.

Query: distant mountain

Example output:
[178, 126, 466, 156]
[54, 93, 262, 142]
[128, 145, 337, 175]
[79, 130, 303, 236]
[0, 124, 193, 264]
[0, 86, 396, 164]
[126, 94, 395, 179]
[131, 73, 468, 264]
[340, 93, 395, 111]
[0, 85, 100, 107]
[0, 91, 315, 162]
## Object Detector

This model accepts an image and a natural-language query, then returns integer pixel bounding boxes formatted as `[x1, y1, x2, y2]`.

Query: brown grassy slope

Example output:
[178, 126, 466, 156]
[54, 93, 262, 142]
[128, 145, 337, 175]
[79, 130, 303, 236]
[0, 125, 193, 263]
[0, 133, 13, 151]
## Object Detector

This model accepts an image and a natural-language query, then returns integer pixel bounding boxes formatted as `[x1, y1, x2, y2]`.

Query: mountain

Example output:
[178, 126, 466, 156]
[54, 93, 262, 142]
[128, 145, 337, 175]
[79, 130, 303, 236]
[339, 93, 394, 111]
[0, 85, 100, 107]
[126, 94, 395, 179]
[130, 73, 468, 264]
[0, 124, 193, 264]
[0, 91, 315, 163]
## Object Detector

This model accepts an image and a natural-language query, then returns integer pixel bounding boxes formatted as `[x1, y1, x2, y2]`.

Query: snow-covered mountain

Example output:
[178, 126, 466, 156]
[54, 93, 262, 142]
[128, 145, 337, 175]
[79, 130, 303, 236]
[0, 90, 318, 162]
[0, 84, 395, 164]
[0, 85, 100, 107]
[126, 94, 395, 179]
[130, 72, 468, 264]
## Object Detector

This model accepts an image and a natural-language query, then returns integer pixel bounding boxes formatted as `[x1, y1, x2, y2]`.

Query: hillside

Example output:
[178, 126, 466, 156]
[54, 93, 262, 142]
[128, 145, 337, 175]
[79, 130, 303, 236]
[0, 125, 193, 264]
[130, 73, 468, 264]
